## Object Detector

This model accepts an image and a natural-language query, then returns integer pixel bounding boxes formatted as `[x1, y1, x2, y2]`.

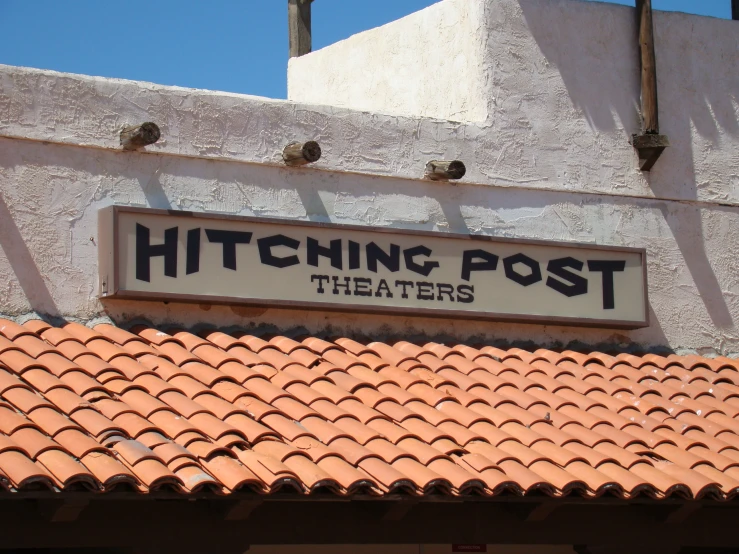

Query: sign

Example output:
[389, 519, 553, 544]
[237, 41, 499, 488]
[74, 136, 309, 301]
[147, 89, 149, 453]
[98, 207, 648, 328]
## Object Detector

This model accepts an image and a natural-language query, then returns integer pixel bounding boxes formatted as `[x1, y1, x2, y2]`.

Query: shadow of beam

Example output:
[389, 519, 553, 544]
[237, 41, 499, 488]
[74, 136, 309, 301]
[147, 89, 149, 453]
[0, 194, 60, 316]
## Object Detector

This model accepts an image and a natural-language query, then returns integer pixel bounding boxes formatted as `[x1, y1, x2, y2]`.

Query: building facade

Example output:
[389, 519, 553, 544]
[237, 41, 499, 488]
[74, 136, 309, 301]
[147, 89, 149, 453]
[0, 0, 738, 552]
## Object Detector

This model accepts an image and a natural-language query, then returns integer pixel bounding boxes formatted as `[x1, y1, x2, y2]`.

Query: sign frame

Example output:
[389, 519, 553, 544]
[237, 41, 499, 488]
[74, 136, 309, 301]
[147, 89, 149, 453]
[98, 206, 649, 329]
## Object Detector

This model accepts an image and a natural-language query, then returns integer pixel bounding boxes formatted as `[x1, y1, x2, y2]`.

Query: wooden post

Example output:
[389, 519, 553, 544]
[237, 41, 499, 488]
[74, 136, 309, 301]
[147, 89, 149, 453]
[289, 0, 313, 58]
[425, 160, 466, 181]
[120, 122, 161, 150]
[637, 0, 659, 134]
[283, 141, 321, 165]
[632, 0, 668, 171]
[733, 0, 739, 20]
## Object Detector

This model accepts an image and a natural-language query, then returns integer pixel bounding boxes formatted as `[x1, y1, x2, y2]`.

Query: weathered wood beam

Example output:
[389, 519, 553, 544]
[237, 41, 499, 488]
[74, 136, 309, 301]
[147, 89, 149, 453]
[425, 160, 466, 181]
[289, 0, 313, 58]
[120, 122, 161, 151]
[637, 0, 659, 134]
[283, 140, 322, 165]
[633, 0, 668, 171]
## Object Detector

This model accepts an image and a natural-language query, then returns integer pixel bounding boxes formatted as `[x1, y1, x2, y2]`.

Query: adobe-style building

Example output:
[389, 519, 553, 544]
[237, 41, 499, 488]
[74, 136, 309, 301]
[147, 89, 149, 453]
[0, 0, 738, 552]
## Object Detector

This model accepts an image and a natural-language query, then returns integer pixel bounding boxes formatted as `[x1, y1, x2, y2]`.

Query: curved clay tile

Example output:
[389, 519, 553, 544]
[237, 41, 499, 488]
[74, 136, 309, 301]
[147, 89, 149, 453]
[323, 338, 367, 358]
[364, 437, 417, 464]
[13, 335, 57, 359]
[393, 341, 432, 358]
[268, 336, 304, 354]
[316, 450, 378, 493]
[366, 419, 419, 445]
[428, 458, 485, 493]
[377, 378, 417, 401]
[11, 428, 62, 459]
[22, 319, 52, 335]
[391, 456, 451, 493]
[224, 346, 265, 369]
[175, 463, 221, 493]
[436, 421, 483, 446]
[352, 389, 391, 412]
[37, 449, 98, 490]
[692, 463, 739, 497]
[200, 454, 258, 492]
[308, 399, 354, 423]
[7, 321, 739, 501]
[280, 454, 336, 493]
[0, 450, 56, 490]
[596, 462, 654, 498]
[299, 337, 339, 355]
[62, 323, 105, 345]
[496, 459, 555, 495]
[38, 327, 79, 348]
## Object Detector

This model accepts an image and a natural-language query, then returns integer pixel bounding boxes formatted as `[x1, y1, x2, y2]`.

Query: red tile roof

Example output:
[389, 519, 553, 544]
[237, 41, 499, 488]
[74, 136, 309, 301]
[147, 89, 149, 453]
[1, 318, 739, 500]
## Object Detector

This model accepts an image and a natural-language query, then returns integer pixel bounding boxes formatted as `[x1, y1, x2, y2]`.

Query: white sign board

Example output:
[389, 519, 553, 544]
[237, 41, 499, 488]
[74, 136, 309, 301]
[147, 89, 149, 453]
[98, 207, 648, 328]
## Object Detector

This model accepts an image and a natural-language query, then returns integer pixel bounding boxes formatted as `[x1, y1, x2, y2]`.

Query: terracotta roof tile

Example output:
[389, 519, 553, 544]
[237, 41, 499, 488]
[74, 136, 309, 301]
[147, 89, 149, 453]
[2, 321, 739, 500]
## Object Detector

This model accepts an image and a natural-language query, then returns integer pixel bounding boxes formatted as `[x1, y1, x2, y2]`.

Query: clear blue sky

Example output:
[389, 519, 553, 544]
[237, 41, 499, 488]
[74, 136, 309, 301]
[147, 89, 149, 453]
[1, 0, 732, 100]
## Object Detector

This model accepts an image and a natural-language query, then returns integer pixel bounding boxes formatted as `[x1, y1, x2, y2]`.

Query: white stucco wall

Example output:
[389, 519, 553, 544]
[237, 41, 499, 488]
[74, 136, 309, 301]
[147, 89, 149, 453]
[0, 0, 737, 355]
[288, 0, 488, 123]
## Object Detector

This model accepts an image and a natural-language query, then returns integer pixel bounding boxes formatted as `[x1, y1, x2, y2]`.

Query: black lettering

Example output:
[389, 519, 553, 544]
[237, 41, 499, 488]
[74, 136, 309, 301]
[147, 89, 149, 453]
[395, 280, 415, 299]
[258, 234, 300, 268]
[436, 283, 455, 302]
[136, 224, 178, 282]
[332, 276, 352, 295]
[349, 240, 361, 270]
[307, 237, 343, 270]
[367, 242, 400, 273]
[461, 249, 498, 281]
[186, 228, 201, 275]
[503, 253, 542, 287]
[375, 279, 394, 298]
[205, 229, 253, 271]
[588, 260, 626, 310]
[404, 245, 440, 277]
[416, 281, 435, 300]
[311, 275, 330, 294]
[456, 284, 475, 304]
[546, 257, 588, 297]
[353, 277, 373, 297]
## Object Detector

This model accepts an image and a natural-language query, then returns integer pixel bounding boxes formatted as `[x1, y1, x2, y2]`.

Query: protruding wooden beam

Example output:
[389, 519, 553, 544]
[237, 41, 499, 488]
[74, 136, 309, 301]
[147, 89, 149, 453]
[637, 0, 659, 134]
[283, 141, 322, 166]
[633, 0, 668, 171]
[120, 122, 161, 151]
[289, 0, 313, 58]
[425, 160, 466, 182]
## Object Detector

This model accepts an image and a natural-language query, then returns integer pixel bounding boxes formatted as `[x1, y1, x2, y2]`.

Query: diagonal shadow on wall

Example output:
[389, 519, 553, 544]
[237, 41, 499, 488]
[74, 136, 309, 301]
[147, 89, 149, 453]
[0, 194, 60, 316]
[519, 0, 737, 329]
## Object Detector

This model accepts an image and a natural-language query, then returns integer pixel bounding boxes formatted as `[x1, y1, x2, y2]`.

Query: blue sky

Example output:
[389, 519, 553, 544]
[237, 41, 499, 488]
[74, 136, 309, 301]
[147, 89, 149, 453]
[1, 0, 731, 100]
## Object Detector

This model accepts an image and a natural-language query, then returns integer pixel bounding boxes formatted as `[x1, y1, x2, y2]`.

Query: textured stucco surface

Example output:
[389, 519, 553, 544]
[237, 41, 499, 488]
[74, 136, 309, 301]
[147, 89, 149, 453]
[0, 0, 737, 355]
[288, 0, 488, 123]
